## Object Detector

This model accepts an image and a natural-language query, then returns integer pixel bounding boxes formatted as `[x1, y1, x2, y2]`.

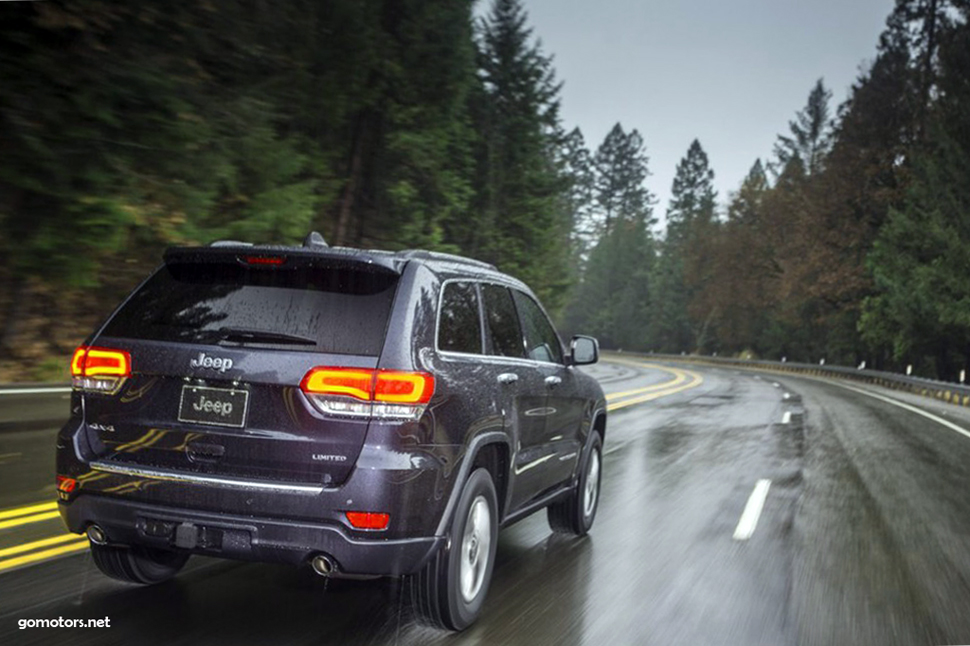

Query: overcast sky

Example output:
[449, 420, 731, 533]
[509, 0, 896, 227]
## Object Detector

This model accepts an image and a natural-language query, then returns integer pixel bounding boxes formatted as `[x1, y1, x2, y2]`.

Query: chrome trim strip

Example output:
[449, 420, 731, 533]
[513, 454, 553, 475]
[90, 461, 324, 495]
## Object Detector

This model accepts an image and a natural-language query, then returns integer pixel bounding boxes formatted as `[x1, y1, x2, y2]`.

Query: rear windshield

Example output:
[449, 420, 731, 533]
[100, 261, 398, 356]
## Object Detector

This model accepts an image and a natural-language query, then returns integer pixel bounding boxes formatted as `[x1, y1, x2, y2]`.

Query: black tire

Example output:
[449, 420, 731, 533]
[548, 432, 602, 536]
[90, 542, 189, 585]
[411, 468, 498, 631]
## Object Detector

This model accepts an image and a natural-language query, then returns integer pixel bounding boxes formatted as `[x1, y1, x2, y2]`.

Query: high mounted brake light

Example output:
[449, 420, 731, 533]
[70, 346, 131, 394]
[243, 255, 286, 266]
[300, 367, 434, 419]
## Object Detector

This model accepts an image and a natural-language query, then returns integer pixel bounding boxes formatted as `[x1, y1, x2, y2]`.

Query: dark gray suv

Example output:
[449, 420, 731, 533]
[56, 233, 606, 630]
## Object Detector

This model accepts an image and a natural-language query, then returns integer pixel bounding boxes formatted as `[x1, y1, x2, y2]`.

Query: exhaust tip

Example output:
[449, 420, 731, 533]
[86, 524, 108, 545]
[310, 554, 335, 577]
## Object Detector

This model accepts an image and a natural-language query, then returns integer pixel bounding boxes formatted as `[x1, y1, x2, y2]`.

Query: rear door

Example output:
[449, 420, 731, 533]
[82, 255, 399, 487]
[479, 284, 550, 511]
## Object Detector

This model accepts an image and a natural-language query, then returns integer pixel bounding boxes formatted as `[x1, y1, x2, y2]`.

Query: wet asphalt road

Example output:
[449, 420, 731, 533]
[3, 358, 970, 645]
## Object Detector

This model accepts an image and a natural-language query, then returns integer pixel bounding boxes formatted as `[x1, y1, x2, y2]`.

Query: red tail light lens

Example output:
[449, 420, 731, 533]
[300, 367, 434, 419]
[345, 512, 390, 531]
[70, 345, 131, 393]
[84, 347, 131, 377]
[375, 371, 434, 404]
[301, 368, 375, 401]
[70, 347, 87, 376]
[56, 475, 77, 493]
[71, 346, 131, 377]
[56, 475, 78, 501]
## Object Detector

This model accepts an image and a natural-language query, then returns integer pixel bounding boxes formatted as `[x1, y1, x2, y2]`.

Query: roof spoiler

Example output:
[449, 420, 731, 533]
[164, 244, 406, 275]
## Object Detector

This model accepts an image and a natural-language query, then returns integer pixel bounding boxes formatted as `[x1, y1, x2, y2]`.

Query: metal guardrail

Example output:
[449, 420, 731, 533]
[0, 383, 72, 433]
[609, 352, 970, 408]
[0, 384, 71, 395]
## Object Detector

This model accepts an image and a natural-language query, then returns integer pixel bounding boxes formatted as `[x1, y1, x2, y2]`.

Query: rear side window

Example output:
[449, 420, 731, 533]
[438, 282, 482, 354]
[482, 285, 525, 358]
[100, 262, 398, 356]
[512, 290, 564, 364]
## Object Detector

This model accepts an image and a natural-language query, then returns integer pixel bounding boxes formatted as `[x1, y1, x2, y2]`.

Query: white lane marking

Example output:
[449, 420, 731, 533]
[832, 382, 970, 442]
[781, 412, 792, 424]
[0, 387, 71, 396]
[783, 393, 791, 400]
[733, 479, 772, 541]
[772, 382, 780, 388]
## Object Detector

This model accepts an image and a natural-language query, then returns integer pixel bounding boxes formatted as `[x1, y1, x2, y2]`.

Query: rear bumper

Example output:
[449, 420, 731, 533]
[60, 495, 443, 577]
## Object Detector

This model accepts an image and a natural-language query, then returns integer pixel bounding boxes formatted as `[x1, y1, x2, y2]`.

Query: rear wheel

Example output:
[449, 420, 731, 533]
[90, 542, 189, 585]
[548, 432, 602, 536]
[411, 468, 498, 631]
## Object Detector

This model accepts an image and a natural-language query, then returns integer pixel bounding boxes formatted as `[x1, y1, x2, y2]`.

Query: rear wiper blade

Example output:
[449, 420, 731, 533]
[217, 327, 317, 346]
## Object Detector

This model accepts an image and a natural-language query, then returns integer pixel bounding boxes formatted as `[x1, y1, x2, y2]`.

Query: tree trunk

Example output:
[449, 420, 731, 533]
[0, 275, 25, 360]
[334, 115, 368, 247]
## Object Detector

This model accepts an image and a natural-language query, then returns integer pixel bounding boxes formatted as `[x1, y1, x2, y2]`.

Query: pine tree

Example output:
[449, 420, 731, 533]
[861, 18, 970, 379]
[710, 160, 774, 350]
[470, 0, 570, 309]
[650, 139, 718, 353]
[773, 79, 833, 177]
[727, 160, 768, 224]
[563, 124, 655, 346]
[593, 123, 654, 234]
[666, 139, 717, 246]
[559, 127, 597, 260]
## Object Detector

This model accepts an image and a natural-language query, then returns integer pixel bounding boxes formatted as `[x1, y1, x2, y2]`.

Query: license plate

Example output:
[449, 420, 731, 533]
[178, 385, 249, 428]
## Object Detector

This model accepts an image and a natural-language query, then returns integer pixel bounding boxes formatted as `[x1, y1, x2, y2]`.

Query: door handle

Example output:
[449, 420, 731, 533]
[497, 373, 519, 385]
[545, 376, 562, 388]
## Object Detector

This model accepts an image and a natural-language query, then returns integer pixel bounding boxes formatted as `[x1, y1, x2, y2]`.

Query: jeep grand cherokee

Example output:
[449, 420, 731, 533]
[56, 232, 606, 630]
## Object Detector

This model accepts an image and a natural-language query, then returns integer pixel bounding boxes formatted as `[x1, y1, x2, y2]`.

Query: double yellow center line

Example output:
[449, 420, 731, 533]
[603, 360, 703, 411]
[0, 501, 88, 572]
[0, 501, 61, 530]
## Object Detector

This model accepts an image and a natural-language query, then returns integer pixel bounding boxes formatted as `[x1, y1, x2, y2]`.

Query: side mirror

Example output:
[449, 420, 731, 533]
[569, 335, 599, 366]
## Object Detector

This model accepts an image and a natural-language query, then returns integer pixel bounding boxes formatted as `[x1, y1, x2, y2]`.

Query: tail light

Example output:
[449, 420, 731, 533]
[345, 511, 390, 531]
[56, 475, 77, 493]
[70, 346, 131, 394]
[300, 367, 434, 420]
[56, 475, 78, 501]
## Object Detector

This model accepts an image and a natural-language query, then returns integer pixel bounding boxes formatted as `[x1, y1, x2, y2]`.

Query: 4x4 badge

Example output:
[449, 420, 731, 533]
[190, 352, 234, 372]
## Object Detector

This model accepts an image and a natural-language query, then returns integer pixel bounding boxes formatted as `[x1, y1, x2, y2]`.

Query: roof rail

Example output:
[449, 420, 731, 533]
[209, 240, 254, 248]
[398, 250, 497, 271]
